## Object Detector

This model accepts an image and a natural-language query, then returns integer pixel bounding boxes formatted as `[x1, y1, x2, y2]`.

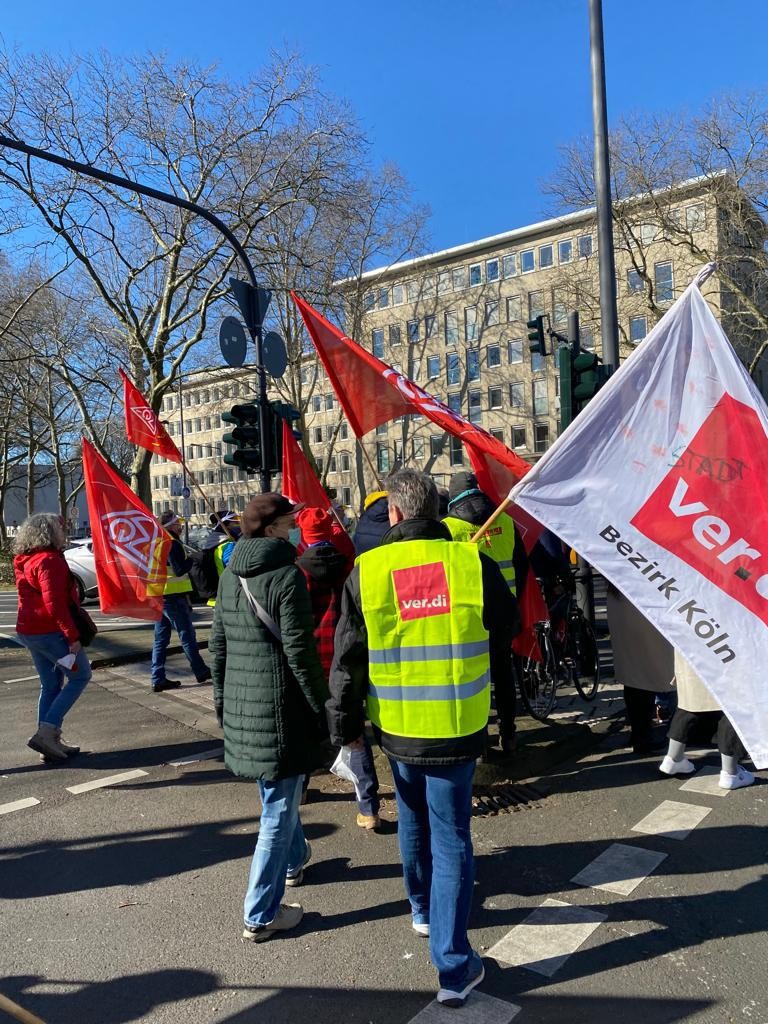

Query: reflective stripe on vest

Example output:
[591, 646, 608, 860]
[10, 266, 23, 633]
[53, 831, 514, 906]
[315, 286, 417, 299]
[358, 538, 490, 740]
[443, 513, 517, 597]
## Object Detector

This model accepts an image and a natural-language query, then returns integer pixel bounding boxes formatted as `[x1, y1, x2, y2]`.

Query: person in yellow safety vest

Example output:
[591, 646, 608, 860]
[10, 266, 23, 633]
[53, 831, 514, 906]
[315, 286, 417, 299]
[204, 511, 241, 607]
[150, 512, 211, 693]
[328, 469, 520, 1010]
[442, 471, 524, 757]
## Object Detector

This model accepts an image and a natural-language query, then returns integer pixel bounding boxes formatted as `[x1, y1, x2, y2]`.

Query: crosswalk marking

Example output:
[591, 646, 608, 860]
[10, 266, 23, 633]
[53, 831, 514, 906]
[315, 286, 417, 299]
[167, 747, 224, 766]
[632, 799, 712, 840]
[571, 842, 668, 895]
[407, 991, 520, 1023]
[0, 797, 40, 815]
[66, 769, 148, 794]
[679, 765, 730, 797]
[487, 899, 606, 977]
[2, 674, 39, 684]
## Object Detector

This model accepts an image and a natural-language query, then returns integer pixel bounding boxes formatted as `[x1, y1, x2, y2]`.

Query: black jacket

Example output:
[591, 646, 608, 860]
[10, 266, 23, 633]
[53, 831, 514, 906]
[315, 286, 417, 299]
[353, 497, 390, 556]
[444, 491, 528, 592]
[327, 517, 520, 765]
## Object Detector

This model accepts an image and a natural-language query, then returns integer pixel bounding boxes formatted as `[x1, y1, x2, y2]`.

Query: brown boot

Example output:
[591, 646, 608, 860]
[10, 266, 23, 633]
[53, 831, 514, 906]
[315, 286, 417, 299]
[27, 724, 67, 762]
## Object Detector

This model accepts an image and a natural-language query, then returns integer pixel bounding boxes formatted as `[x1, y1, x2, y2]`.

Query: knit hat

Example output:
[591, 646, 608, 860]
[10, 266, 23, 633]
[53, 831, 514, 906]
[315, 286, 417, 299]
[297, 507, 333, 545]
[448, 472, 479, 501]
[363, 490, 388, 511]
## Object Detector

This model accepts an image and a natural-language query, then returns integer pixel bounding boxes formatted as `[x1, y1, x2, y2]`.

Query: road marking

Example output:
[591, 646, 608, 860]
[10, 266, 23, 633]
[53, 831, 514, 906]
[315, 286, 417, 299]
[571, 842, 668, 895]
[679, 765, 730, 798]
[487, 898, 606, 977]
[0, 633, 24, 646]
[167, 747, 224, 766]
[408, 991, 520, 1023]
[0, 797, 41, 815]
[66, 769, 148, 794]
[631, 799, 712, 840]
[2, 675, 39, 684]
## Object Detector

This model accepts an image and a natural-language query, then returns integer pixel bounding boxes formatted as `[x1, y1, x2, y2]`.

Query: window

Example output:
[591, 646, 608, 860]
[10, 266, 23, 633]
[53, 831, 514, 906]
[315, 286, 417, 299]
[629, 315, 648, 343]
[312, 395, 322, 412]
[340, 423, 349, 440]
[204, 416, 211, 430]
[539, 244, 554, 269]
[627, 269, 644, 293]
[464, 306, 478, 343]
[363, 291, 375, 312]
[412, 357, 421, 380]
[488, 386, 503, 409]
[469, 263, 482, 286]
[393, 283, 405, 306]
[506, 296, 522, 322]
[427, 355, 440, 379]
[300, 366, 309, 385]
[686, 203, 706, 232]
[487, 344, 501, 368]
[329, 456, 337, 473]
[376, 444, 390, 474]
[341, 486, 352, 506]
[640, 222, 657, 245]
[510, 382, 524, 409]
[406, 280, 420, 302]
[389, 323, 402, 347]
[394, 441, 404, 468]
[468, 390, 482, 424]
[445, 310, 459, 345]
[512, 426, 526, 449]
[655, 261, 674, 303]
[378, 286, 390, 308]
[425, 314, 437, 339]
[446, 352, 460, 386]
[558, 239, 573, 264]
[578, 234, 593, 258]
[520, 249, 535, 273]
[372, 329, 384, 358]
[448, 393, 461, 413]
[315, 459, 323, 476]
[340, 453, 351, 472]
[533, 379, 548, 416]
[528, 290, 546, 319]
[580, 326, 595, 351]
[502, 253, 517, 278]
[452, 266, 467, 291]
[490, 428, 504, 444]
[407, 319, 420, 343]
[534, 423, 550, 454]
[437, 270, 452, 294]
[430, 434, 443, 457]
[412, 437, 425, 461]
[508, 339, 523, 364]
[449, 435, 464, 466]
[552, 288, 567, 326]
[467, 349, 480, 381]
[485, 299, 499, 326]
[313, 426, 323, 443]
[486, 258, 499, 282]
[531, 348, 545, 373]
[376, 422, 388, 436]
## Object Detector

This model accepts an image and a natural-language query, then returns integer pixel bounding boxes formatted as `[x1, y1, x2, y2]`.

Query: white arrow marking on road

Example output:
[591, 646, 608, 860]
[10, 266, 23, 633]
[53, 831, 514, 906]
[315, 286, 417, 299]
[66, 769, 148, 794]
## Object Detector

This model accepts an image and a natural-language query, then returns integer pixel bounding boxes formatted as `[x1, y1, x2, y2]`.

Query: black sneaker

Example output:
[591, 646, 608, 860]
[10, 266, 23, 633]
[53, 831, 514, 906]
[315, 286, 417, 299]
[152, 679, 182, 693]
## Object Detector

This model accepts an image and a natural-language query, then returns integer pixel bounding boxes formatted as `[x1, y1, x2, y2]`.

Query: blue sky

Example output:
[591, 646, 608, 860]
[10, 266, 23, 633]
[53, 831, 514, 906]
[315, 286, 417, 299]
[3, 0, 767, 254]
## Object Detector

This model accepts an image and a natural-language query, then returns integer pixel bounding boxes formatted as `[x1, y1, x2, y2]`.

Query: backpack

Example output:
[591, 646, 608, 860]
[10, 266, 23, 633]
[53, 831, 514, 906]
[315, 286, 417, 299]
[187, 548, 220, 601]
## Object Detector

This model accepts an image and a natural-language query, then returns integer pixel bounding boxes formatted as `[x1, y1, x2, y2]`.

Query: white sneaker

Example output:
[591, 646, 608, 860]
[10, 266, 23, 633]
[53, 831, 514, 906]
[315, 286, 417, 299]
[659, 755, 696, 776]
[437, 963, 485, 1008]
[719, 765, 755, 790]
[412, 920, 429, 937]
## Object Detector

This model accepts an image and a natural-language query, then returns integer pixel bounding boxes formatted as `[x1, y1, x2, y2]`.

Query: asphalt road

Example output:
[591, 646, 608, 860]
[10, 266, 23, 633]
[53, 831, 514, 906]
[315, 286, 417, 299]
[1, 647, 766, 1024]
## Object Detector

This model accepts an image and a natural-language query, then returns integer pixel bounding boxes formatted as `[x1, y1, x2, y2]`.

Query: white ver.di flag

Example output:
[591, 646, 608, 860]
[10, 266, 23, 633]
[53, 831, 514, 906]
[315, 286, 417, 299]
[511, 269, 768, 768]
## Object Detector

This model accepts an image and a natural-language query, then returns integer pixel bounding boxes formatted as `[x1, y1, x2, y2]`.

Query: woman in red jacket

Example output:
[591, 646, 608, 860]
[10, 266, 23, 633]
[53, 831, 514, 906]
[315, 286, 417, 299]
[14, 513, 92, 762]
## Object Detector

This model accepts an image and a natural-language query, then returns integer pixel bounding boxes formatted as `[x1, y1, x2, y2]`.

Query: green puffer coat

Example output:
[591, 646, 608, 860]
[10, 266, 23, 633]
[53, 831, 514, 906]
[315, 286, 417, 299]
[209, 536, 329, 781]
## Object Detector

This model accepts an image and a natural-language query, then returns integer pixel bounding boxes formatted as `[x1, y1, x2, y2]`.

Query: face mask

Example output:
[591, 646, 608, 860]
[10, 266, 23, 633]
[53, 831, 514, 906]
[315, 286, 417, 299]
[287, 527, 302, 547]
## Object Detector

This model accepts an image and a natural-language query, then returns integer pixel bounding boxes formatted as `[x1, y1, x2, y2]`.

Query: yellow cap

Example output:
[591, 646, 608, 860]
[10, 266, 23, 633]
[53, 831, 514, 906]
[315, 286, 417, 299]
[363, 490, 388, 511]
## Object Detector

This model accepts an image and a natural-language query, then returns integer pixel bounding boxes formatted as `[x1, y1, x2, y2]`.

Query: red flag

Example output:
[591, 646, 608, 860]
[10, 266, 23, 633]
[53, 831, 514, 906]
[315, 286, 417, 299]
[120, 369, 182, 463]
[281, 419, 331, 510]
[292, 293, 530, 483]
[82, 439, 170, 620]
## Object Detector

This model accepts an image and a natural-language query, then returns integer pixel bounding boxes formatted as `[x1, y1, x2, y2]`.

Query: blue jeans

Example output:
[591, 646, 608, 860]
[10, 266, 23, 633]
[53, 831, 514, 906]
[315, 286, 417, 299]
[19, 631, 92, 729]
[389, 758, 478, 990]
[244, 775, 308, 928]
[349, 733, 380, 816]
[151, 594, 209, 686]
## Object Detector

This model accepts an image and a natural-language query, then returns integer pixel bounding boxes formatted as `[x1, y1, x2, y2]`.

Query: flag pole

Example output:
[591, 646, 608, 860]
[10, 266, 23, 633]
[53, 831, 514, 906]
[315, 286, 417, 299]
[359, 437, 384, 491]
[470, 496, 512, 544]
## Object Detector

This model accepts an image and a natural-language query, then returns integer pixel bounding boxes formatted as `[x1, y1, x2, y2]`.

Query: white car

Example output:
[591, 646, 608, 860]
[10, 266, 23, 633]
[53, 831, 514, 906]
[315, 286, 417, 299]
[64, 539, 98, 602]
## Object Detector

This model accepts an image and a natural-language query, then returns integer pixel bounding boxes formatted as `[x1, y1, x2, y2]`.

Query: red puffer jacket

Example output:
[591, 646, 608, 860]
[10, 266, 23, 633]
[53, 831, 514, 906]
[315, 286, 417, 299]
[15, 548, 80, 643]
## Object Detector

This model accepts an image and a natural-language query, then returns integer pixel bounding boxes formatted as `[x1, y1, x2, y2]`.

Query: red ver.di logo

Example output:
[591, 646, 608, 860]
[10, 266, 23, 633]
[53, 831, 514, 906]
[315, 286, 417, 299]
[392, 561, 451, 621]
[631, 392, 768, 625]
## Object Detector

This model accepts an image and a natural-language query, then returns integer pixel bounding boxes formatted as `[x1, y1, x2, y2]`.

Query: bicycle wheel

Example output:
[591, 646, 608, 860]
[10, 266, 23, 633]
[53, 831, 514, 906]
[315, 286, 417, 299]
[570, 615, 601, 701]
[517, 630, 558, 721]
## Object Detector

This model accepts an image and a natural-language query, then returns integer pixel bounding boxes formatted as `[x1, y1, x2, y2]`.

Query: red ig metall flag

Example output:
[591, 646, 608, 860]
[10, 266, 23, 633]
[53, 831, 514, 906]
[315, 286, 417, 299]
[120, 369, 182, 463]
[281, 419, 331, 511]
[82, 439, 170, 620]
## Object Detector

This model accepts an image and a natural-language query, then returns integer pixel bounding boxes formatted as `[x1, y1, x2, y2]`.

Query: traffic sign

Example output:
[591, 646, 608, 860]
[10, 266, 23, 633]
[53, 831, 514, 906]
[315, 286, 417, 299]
[181, 486, 191, 499]
[263, 330, 288, 378]
[219, 316, 248, 368]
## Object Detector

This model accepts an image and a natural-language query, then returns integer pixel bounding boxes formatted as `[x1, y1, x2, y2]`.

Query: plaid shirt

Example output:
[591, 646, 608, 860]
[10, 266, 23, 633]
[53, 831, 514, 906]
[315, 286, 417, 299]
[298, 543, 353, 679]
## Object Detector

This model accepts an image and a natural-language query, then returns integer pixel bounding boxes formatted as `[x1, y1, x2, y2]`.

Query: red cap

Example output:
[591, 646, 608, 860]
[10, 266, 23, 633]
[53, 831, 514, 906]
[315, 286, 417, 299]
[297, 507, 333, 545]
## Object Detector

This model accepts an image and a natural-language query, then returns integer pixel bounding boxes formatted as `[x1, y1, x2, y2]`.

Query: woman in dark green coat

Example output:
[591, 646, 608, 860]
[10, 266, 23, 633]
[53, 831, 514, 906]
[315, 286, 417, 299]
[210, 493, 329, 943]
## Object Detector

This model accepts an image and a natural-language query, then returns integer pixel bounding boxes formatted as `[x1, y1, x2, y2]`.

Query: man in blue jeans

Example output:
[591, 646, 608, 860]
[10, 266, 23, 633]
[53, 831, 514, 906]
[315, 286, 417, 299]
[150, 512, 210, 692]
[328, 470, 519, 1008]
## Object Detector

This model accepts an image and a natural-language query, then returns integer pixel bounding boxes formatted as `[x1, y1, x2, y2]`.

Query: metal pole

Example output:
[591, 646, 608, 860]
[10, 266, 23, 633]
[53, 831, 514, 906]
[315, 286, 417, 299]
[588, 0, 620, 370]
[0, 134, 273, 493]
[177, 373, 189, 543]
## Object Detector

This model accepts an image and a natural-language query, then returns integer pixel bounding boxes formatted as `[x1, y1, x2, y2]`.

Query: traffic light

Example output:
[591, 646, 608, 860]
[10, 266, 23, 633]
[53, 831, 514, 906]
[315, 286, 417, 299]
[222, 404, 262, 473]
[527, 315, 547, 357]
[573, 351, 600, 406]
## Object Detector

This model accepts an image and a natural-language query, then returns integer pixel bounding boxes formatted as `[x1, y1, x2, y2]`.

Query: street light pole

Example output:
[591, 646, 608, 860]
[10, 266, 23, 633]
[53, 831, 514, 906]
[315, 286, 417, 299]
[177, 373, 189, 543]
[588, 0, 620, 370]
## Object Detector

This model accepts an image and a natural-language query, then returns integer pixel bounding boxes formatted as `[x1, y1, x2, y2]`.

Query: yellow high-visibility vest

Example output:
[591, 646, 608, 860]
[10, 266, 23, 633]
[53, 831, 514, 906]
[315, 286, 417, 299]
[358, 539, 490, 739]
[443, 513, 517, 597]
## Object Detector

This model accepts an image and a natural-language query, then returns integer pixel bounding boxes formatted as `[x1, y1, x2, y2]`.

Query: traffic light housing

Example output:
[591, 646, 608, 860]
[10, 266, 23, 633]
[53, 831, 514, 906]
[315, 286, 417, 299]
[527, 315, 547, 357]
[222, 404, 263, 474]
[572, 351, 600, 405]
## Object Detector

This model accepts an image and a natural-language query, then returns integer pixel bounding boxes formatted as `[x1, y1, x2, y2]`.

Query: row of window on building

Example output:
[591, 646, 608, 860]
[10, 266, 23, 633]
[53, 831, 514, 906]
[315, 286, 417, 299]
[373, 422, 549, 473]
[160, 379, 254, 411]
